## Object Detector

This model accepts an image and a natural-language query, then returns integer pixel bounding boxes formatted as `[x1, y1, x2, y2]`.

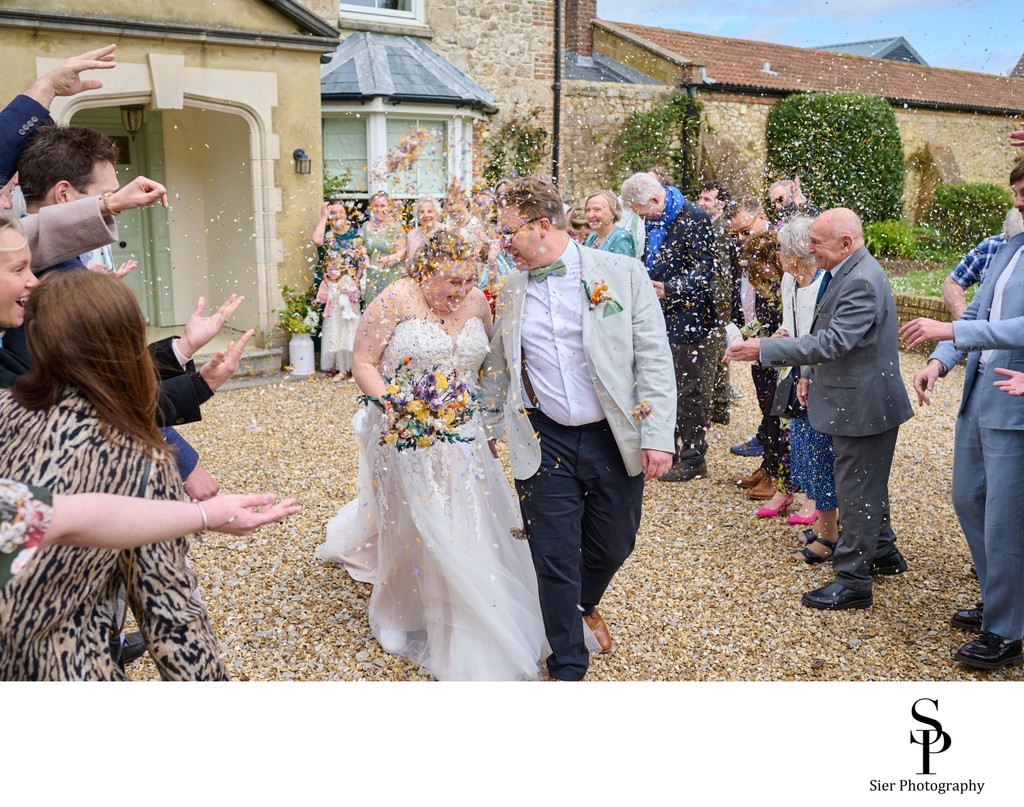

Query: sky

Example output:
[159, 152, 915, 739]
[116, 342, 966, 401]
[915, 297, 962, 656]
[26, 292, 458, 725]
[596, 0, 1022, 76]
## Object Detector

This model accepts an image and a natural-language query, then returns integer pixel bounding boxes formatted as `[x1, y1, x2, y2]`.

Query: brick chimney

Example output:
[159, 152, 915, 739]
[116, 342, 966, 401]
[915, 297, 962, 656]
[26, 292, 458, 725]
[565, 0, 597, 57]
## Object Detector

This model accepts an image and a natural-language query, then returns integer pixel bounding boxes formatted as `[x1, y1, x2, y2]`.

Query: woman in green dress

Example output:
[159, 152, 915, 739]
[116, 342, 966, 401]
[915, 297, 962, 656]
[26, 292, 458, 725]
[312, 200, 367, 289]
[359, 191, 407, 306]
[582, 190, 637, 257]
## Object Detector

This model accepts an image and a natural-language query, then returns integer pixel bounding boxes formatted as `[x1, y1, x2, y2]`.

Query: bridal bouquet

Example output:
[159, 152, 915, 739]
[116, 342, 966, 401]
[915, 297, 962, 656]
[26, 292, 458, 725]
[360, 359, 480, 451]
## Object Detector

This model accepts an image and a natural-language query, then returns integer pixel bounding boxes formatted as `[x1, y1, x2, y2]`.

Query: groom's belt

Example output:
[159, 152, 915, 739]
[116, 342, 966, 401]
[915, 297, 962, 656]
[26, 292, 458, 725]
[521, 358, 540, 408]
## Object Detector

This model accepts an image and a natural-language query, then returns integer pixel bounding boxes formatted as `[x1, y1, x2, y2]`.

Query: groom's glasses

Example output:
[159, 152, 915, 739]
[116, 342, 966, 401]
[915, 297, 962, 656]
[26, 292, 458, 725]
[497, 217, 543, 242]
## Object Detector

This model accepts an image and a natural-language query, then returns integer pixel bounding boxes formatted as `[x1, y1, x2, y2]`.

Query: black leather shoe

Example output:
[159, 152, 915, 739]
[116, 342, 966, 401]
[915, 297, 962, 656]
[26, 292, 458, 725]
[953, 632, 1023, 670]
[870, 547, 908, 576]
[119, 631, 147, 667]
[801, 581, 872, 610]
[659, 461, 708, 482]
[951, 602, 983, 633]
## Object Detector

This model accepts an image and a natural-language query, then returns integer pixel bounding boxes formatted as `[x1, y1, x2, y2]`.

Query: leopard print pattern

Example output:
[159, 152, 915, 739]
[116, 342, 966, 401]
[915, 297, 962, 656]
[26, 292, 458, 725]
[0, 389, 228, 681]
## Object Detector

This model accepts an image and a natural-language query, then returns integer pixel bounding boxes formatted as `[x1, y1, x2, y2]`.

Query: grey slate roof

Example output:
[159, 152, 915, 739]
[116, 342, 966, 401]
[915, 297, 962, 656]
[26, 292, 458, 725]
[816, 36, 928, 65]
[321, 31, 498, 113]
[565, 52, 662, 84]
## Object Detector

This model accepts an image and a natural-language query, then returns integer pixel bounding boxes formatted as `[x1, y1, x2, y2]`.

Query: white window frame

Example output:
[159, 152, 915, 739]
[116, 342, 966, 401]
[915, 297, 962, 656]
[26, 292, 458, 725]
[322, 100, 484, 201]
[339, 0, 426, 26]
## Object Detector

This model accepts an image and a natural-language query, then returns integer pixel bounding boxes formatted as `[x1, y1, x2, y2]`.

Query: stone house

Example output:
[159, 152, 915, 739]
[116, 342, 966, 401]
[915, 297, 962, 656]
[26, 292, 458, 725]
[559, 10, 1024, 216]
[0, 1, 338, 337]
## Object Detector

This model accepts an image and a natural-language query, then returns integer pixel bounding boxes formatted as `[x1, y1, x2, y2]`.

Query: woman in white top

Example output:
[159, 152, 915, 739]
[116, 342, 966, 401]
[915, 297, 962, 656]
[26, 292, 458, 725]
[776, 216, 839, 562]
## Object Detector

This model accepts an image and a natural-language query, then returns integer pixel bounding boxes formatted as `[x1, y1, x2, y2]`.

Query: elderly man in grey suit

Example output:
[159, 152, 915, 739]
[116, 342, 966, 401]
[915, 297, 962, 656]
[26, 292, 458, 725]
[725, 208, 914, 610]
[901, 160, 1024, 670]
[482, 176, 676, 681]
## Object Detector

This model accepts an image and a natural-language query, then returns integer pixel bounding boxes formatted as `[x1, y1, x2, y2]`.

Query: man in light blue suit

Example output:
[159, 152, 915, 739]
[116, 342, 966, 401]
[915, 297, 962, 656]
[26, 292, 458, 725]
[901, 159, 1024, 670]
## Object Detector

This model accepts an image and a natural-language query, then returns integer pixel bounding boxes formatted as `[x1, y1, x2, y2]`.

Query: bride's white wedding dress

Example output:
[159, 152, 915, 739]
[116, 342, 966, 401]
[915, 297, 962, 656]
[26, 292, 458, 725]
[316, 317, 545, 680]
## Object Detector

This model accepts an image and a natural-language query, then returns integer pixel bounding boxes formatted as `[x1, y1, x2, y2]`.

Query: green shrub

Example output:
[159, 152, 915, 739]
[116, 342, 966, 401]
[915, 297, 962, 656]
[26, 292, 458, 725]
[766, 92, 904, 223]
[926, 182, 1012, 254]
[863, 220, 917, 257]
[609, 95, 698, 190]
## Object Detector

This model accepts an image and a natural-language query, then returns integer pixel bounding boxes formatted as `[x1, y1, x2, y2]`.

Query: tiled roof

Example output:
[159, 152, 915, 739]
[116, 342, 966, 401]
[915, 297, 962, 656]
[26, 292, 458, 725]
[321, 32, 497, 113]
[564, 52, 661, 84]
[602, 21, 1024, 114]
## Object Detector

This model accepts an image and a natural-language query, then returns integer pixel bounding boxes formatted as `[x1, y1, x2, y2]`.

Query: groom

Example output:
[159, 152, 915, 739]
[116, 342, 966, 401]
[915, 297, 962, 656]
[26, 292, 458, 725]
[482, 176, 676, 681]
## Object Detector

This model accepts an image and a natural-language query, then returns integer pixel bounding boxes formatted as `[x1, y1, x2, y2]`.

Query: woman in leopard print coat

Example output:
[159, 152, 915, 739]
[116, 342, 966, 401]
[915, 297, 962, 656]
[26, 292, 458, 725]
[0, 271, 227, 681]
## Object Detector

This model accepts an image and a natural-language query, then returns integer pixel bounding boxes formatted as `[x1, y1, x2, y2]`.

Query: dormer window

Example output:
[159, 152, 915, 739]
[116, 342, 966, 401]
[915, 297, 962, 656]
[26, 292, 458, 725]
[340, 0, 425, 25]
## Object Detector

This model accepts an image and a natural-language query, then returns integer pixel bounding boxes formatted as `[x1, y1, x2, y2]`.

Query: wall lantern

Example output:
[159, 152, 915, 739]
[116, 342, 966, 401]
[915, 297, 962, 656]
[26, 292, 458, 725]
[293, 148, 312, 175]
[119, 105, 145, 136]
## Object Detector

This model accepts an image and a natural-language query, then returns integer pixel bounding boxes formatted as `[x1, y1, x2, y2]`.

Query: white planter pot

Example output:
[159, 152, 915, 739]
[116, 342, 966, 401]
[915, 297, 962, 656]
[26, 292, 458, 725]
[288, 333, 315, 376]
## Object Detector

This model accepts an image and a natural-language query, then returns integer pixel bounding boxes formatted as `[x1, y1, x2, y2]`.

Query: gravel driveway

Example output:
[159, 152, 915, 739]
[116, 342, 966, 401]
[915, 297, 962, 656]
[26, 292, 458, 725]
[129, 355, 1021, 682]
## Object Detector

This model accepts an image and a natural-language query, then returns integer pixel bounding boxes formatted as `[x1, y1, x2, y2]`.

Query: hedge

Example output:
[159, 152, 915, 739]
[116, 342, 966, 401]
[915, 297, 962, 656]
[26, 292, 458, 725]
[766, 92, 904, 223]
[926, 182, 1012, 253]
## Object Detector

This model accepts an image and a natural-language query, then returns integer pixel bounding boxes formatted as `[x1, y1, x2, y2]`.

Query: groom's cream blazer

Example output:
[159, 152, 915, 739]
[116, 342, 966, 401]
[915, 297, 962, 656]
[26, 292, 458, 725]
[481, 246, 677, 479]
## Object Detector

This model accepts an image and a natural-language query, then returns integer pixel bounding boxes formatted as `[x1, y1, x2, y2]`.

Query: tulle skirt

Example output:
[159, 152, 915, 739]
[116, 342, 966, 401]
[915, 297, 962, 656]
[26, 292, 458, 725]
[317, 407, 546, 681]
[321, 300, 359, 355]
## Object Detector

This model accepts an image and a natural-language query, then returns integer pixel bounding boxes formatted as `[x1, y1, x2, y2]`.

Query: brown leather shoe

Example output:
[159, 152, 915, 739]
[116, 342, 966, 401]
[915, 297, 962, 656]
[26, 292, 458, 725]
[729, 467, 765, 488]
[583, 609, 612, 653]
[746, 474, 779, 499]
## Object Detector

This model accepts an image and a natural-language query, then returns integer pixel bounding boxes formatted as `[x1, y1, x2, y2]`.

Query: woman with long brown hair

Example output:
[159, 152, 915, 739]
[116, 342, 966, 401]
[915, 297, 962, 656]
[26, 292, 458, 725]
[0, 270, 227, 680]
[735, 229, 797, 518]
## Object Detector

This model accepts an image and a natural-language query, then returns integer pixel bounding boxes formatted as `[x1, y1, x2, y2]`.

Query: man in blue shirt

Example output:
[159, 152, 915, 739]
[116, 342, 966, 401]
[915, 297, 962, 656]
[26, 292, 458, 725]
[942, 208, 1024, 318]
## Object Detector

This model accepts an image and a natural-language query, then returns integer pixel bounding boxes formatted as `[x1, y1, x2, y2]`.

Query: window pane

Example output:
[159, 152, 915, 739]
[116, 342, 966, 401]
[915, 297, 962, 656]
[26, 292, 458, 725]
[384, 118, 447, 198]
[323, 117, 368, 193]
[342, 1, 412, 10]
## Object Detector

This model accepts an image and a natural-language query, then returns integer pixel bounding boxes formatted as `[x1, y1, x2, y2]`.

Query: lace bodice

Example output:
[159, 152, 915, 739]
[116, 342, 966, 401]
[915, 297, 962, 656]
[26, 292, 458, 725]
[380, 317, 488, 386]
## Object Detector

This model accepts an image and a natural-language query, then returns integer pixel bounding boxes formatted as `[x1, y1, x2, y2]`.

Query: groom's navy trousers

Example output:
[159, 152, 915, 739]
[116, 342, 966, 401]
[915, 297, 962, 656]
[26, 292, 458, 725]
[516, 409, 645, 680]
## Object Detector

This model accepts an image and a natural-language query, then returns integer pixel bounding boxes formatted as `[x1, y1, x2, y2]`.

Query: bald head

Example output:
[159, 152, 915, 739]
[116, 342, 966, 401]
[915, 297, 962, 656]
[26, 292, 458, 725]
[808, 208, 864, 270]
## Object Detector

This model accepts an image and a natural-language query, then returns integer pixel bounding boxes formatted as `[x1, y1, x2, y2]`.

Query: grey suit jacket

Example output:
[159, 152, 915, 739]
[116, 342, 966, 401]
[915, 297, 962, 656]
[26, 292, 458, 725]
[931, 231, 1024, 429]
[480, 246, 677, 479]
[759, 245, 913, 437]
[21, 197, 118, 271]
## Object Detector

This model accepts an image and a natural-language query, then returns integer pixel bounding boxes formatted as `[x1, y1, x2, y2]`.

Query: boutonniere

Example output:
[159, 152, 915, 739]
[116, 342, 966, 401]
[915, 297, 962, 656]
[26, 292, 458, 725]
[582, 279, 624, 317]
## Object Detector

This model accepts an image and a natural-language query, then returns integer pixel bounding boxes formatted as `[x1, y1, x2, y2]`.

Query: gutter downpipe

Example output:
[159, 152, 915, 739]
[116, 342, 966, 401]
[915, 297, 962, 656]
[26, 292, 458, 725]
[552, 0, 562, 185]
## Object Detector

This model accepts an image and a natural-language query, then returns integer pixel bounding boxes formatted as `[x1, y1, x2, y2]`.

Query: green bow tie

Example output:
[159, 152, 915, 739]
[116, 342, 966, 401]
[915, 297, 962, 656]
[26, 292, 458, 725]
[530, 259, 567, 282]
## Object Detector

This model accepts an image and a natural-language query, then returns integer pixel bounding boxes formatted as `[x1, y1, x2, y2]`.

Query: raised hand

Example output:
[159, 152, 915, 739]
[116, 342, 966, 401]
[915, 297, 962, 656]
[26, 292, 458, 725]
[1011, 128, 1024, 148]
[200, 329, 254, 392]
[25, 44, 117, 108]
[179, 294, 245, 358]
[104, 175, 169, 213]
[112, 259, 138, 278]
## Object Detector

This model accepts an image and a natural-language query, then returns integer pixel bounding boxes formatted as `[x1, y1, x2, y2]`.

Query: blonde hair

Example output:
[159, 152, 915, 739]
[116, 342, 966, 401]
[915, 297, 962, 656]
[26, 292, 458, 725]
[584, 190, 622, 222]
[408, 228, 484, 281]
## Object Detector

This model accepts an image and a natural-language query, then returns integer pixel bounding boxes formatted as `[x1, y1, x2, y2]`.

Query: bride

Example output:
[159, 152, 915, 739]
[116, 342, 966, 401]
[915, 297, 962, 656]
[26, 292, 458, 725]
[316, 229, 545, 680]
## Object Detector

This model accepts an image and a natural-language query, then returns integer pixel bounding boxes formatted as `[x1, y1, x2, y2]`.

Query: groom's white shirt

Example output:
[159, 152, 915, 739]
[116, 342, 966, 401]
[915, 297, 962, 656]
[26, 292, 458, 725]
[482, 244, 677, 479]
[521, 240, 604, 426]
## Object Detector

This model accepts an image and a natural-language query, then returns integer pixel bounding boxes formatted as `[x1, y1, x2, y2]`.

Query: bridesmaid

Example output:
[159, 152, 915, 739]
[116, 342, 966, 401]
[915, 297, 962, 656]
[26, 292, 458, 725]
[583, 190, 637, 257]
[359, 192, 407, 306]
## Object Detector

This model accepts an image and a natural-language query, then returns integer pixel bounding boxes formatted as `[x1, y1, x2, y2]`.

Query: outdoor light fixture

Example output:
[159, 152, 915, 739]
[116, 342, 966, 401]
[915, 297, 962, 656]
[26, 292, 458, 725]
[293, 148, 312, 175]
[119, 105, 145, 136]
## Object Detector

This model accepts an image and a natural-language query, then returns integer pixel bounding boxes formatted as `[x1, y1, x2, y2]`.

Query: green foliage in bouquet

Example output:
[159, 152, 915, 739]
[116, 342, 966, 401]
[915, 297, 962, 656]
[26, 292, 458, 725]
[278, 283, 323, 335]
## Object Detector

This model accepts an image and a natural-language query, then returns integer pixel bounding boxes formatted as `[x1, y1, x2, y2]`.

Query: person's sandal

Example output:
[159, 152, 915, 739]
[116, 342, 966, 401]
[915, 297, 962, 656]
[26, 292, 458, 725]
[794, 537, 837, 564]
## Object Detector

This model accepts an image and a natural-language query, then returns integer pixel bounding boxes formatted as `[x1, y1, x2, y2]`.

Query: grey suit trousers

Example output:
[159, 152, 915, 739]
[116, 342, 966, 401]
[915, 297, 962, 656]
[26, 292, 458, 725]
[830, 426, 901, 591]
[952, 378, 1024, 640]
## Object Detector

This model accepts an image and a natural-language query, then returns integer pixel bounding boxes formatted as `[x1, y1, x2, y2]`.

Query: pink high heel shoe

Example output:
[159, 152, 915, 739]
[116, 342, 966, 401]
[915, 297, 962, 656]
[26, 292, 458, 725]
[756, 493, 794, 518]
[786, 509, 818, 525]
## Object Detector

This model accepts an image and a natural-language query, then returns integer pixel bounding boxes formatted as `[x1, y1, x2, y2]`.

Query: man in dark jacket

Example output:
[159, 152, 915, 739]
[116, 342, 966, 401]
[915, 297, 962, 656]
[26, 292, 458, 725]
[622, 172, 716, 480]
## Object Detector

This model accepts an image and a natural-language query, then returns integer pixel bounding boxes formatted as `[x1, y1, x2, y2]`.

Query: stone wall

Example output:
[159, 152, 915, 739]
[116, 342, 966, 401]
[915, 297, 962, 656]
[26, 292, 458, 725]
[896, 106, 1021, 220]
[697, 93, 776, 195]
[560, 81, 676, 200]
[894, 292, 952, 354]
